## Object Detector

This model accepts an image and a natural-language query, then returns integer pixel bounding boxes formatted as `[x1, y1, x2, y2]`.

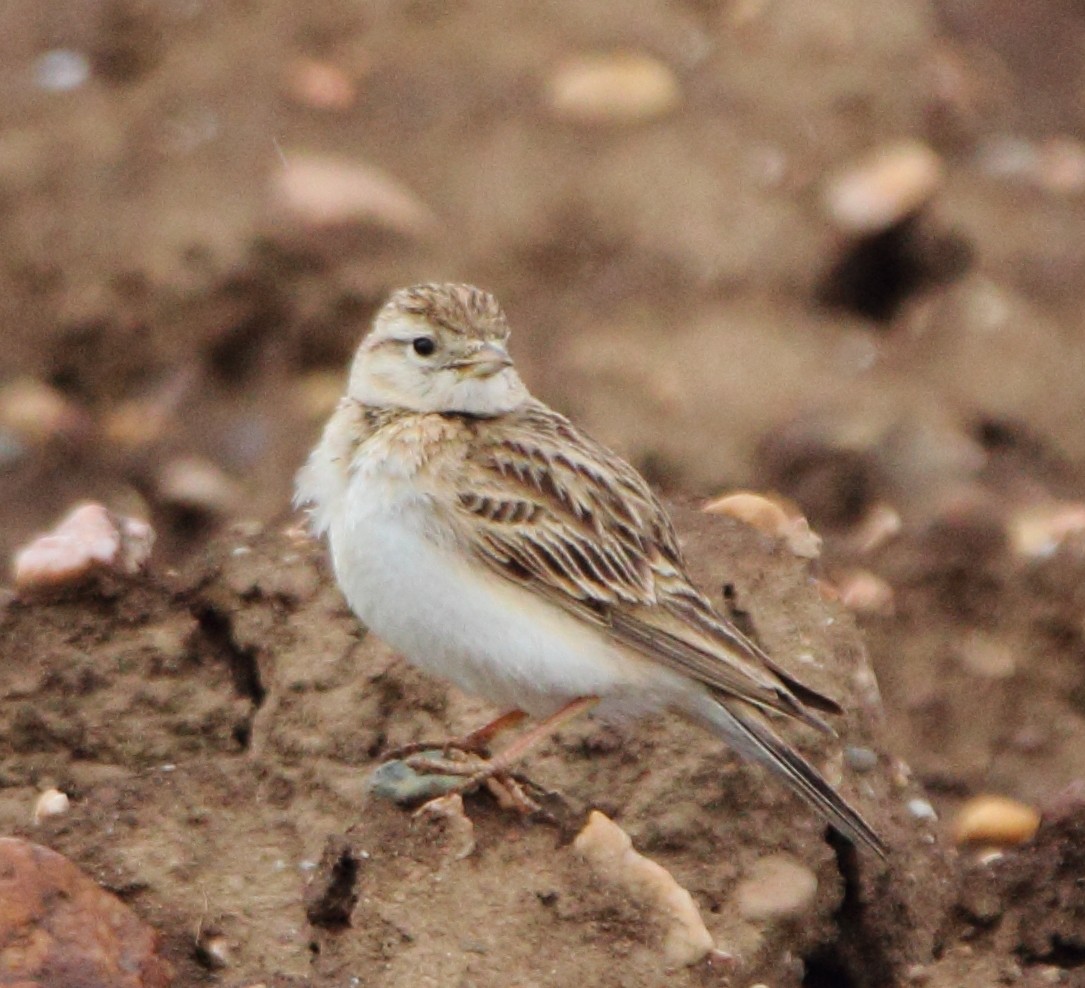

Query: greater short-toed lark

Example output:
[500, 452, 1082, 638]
[296, 282, 886, 858]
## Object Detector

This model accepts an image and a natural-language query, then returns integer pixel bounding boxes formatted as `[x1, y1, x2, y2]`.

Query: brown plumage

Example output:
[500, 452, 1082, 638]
[297, 282, 887, 858]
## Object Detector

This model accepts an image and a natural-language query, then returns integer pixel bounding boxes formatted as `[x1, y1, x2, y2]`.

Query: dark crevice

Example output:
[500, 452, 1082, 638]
[1026, 938, 1085, 969]
[973, 414, 1074, 483]
[802, 829, 895, 988]
[819, 218, 972, 322]
[304, 835, 361, 929]
[203, 275, 286, 384]
[193, 605, 266, 748]
[720, 583, 759, 641]
[803, 948, 858, 988]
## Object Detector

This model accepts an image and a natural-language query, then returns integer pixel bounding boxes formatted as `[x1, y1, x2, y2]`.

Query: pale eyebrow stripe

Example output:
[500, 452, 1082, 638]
[373, 335, 429, 349]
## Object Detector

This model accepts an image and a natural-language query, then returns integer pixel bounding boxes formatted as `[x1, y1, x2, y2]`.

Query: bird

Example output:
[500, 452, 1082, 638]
[295, 282, 886, 858]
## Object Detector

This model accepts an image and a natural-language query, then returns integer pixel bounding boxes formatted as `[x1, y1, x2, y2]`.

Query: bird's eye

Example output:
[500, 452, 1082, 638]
[412, 337, 436, 357]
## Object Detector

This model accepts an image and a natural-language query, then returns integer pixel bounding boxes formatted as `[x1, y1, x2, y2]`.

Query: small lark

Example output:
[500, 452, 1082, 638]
[296, 283, 886, 857]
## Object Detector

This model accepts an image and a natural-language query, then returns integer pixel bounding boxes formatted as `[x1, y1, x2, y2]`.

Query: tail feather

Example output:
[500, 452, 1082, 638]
[686, 695, 888, 860]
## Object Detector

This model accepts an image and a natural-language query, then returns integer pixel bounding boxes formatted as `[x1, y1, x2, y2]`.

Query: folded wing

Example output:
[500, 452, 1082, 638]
[452, 400, 839, 731]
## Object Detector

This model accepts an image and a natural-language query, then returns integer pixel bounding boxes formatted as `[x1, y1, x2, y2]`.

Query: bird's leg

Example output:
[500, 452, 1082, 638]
[460, 709, 529, 753]
[381, 709, 527, 761]
[406, 696, 599, 815]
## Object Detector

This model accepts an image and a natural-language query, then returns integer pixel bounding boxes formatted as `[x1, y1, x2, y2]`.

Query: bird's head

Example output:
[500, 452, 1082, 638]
[347, 283, 530, 416]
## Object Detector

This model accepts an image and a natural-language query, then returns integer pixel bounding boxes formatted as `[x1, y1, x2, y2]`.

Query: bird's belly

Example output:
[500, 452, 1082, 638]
[329, 488, 662, 717]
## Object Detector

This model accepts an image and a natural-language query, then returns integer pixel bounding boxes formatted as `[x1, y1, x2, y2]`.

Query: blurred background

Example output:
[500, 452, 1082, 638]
[3, 1, 1085, 811]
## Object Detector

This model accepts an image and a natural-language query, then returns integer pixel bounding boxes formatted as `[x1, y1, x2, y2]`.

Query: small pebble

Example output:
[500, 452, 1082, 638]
[195, 932, 231, 970]
[977, 135, 1085, 194]
[284, 57, 358, 111]
[953, 794, 1040, 847]
[851, 502, 903, 554]
[1007, 502, 1085, 559]
[0, 838, 173, 985]
[734, 854, 818, 922]
[574, 810, 713, 967]
[975, 847, 1005, 866]
[824, 140, 944, 234]
[546, 53, 680, 125]
[955, 632, 1015, 680]
[273, 152, 436, 238]
[907, 798, 938, 821]
[100, 368, 195, 451]
[844, 746, 878, 773]
[33, 788, 70, 824]
[836, 570, 895, 615]
[366, 754, 467, 806]
[415, 793, 476, 860]
[13, 503, 154, 591]
[1001, 960, 1023, 982]
[1033, 135, 1085, 193]
[157, 457, 243, 517]
[101, 400, 169, 449]
[34, 49, 92, 91]
[703, 491, 822, 559]
[0, 377, 84, 442]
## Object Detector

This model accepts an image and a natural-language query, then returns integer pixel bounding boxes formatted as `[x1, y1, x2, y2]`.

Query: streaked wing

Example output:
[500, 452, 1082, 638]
[451, 400, 837, 728]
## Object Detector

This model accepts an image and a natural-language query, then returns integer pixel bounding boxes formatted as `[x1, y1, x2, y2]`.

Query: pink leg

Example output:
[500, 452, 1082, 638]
[383, 708, 527, 761]
[406, 696, 600, 815]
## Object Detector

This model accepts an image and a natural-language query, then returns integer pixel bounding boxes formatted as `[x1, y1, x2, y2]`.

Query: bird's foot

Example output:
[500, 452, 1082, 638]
[405, 751, 544, 817]
[380, 737, 492, 762]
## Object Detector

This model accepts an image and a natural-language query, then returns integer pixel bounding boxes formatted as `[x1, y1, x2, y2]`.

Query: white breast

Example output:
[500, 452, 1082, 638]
[323, 455, 672, 718]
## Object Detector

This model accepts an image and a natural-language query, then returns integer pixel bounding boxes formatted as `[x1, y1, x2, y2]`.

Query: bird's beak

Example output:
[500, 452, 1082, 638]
[461, 342, 513, 379]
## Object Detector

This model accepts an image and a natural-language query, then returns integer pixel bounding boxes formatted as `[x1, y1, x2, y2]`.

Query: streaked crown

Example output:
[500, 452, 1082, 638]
[380, 283, 510, 342]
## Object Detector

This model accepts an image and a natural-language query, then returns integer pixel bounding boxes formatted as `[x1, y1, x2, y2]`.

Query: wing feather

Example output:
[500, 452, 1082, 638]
[451, 401, 838, 728]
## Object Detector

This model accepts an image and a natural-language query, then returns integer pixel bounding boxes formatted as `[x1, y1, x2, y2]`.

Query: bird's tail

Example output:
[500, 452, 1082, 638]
[684, 693, 888, 859]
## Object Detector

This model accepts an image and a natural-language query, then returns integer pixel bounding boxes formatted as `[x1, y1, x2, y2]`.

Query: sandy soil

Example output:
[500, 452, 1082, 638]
[3, 1, 1085, 985]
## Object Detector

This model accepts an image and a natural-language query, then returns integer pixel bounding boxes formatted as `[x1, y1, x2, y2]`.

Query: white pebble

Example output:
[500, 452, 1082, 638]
[34, 49, 91, 92]
[33, 788, 70, 823]
[824, 141, 944, 234]
[844, 746, 879, 773]
[1007, 503, 1085, 559]
[907, 798, 938, 821]
[574, 810, 713, 967]
[546, 53, 680, 125]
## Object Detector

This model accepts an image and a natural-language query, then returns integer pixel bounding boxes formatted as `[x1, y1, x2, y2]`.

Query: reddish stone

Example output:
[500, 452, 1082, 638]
[0, 838, 172, 988]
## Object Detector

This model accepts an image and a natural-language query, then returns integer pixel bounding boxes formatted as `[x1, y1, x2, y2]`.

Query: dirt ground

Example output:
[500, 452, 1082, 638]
[3, 1, 1085, 985]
